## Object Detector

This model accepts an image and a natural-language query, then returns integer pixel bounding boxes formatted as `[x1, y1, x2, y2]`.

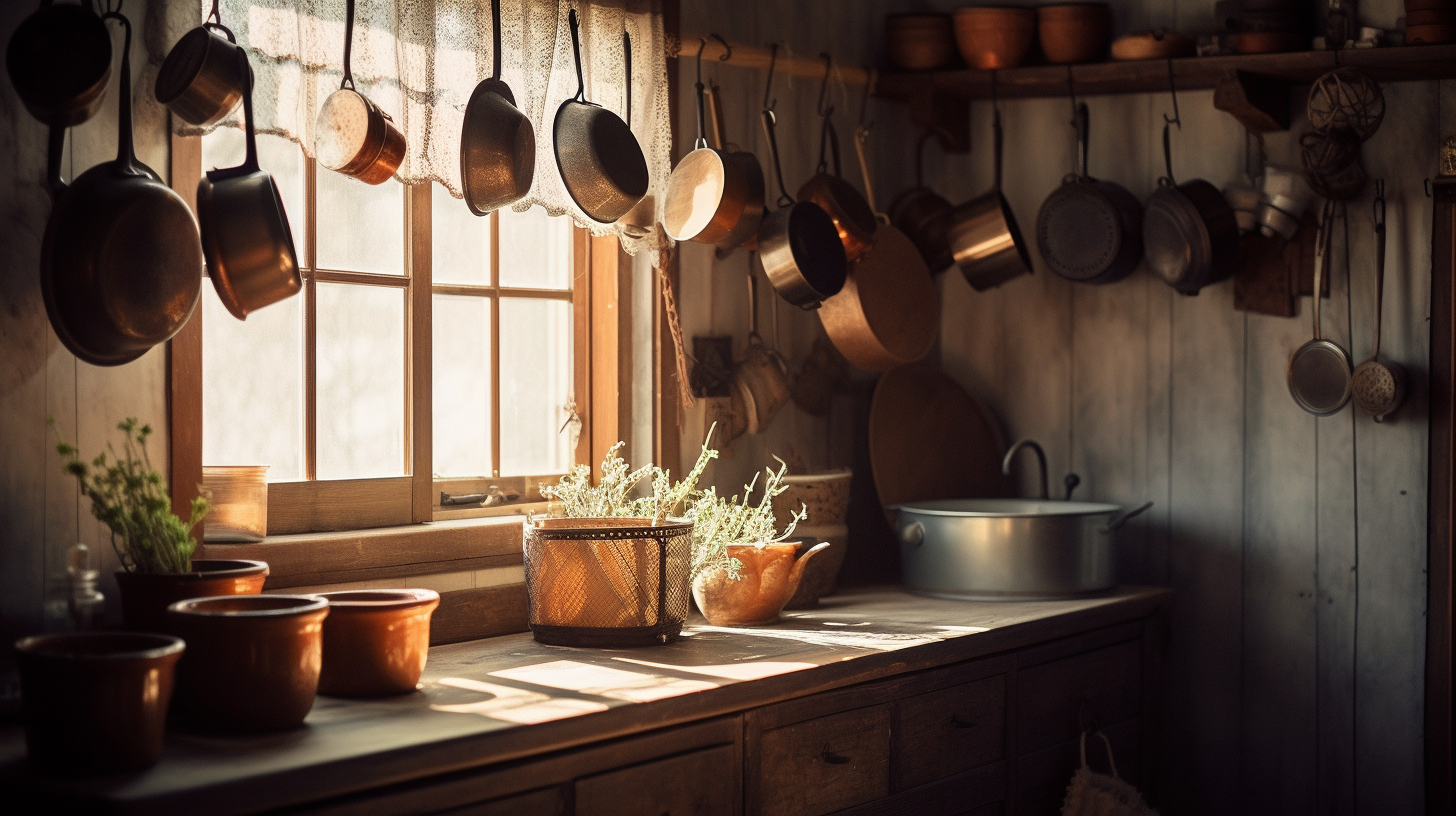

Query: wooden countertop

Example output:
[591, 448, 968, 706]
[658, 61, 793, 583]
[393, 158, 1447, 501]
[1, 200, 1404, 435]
[0, 586, 1171, 815]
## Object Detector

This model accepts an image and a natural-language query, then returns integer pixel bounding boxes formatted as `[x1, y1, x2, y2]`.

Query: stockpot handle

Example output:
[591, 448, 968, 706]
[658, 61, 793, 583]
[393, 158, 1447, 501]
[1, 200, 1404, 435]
[1099, 501, 1153, 534]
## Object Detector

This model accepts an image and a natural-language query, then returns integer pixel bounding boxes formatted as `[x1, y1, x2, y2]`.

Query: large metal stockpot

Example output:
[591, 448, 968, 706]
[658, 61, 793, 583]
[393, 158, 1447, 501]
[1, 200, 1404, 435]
[891, 499, 1151, 600]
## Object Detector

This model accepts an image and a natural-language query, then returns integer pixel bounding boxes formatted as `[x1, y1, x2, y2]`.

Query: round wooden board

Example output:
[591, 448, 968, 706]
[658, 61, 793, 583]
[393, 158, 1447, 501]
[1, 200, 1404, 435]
[868, 364, 1013, 512]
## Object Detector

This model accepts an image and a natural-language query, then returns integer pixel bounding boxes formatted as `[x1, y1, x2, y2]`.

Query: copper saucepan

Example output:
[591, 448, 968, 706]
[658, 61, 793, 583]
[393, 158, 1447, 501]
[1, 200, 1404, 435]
[797, 57, 876, 264]
[755, 47, 846, 311]
[197, 47, 301, 320]
[702, 82, 765, 253]
[663, 41, 763, 247]
[734, 262, 791, 434]
[947, 106, 1033, 291]
[6, 0, 112, 128]
[554, 9, 649, 224]
[315, 0, 405, 186]
[818, 120, 938, 373]
[154, 0, 247, 127]
[459, 0, 534, 214]
[40, 11, 203, 366]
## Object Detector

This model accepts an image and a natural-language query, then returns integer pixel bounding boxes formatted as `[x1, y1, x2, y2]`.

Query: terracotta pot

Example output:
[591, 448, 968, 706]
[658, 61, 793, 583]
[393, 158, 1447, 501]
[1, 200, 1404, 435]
[886, 14, 957, 71]
[166, 594, 328, 732]
[692, 541, 830, 626]
[1234, 30, 1306, 53]
[14, 632, 184, 775]
[315, 589, 439, 697]
[115, 559, 269, 632]
[784, 525, 850, 609]
[1037, 3, 1112, 64]
[1407, 8, 1456, 24]
[1110, 29, 1196, 61]
[1407, 22, 1456, 42]
[771, 470, 853, 528]
[1407, 0, 1456, 13]
[952, 6, 1037, 70]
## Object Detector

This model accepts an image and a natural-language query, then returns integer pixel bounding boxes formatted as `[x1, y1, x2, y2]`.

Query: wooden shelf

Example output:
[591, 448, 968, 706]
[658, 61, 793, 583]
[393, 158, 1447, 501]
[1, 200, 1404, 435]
[876, 43, 1456, 100]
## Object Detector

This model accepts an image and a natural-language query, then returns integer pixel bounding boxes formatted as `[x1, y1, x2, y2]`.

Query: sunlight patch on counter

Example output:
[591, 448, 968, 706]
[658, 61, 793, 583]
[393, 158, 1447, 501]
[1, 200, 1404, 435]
[490, 660, 720, 702]
[430, 677, 609, 723]
[612, 657, 819, 681]
[687, 626, 946, 652]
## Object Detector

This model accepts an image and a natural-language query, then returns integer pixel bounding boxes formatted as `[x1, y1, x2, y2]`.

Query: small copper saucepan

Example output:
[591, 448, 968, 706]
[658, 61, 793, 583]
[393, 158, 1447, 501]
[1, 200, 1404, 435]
[197, 48, 301, 320]
[154, 0, 247, 127]
[796, 58, 876, 264]
[6, 0, 112, 128]
[947, 107, 1033, 291]
[314, 0, 405, 185]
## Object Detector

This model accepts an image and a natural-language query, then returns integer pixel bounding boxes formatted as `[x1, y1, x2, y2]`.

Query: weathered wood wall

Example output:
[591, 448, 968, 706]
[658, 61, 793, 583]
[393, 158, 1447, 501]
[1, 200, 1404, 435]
[678, 0, 1432, 812]
[0, 0, 176, 670]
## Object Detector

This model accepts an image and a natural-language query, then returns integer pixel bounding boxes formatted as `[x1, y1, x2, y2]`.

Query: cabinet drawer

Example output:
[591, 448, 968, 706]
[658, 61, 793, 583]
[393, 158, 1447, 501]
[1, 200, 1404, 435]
[575, 744, 738, 816]
[436, 787, 565, 816]
[1016, 639, 1140, 756]
[895, 674, 1007, 790]
[757, 704, 892, 816]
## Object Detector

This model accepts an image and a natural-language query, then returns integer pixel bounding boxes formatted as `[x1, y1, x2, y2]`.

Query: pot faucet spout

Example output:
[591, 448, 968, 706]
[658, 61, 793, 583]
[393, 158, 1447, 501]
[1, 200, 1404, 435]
[1002, 438, 1049, 500]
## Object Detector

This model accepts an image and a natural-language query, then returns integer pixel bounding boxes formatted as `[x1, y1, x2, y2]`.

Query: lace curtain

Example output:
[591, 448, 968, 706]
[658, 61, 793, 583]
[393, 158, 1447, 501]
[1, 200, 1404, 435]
[178, 0, 673, 257]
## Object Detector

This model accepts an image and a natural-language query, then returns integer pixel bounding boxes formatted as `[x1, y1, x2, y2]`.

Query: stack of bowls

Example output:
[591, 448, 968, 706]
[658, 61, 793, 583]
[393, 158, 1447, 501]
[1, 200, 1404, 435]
[1407, 0, 1456, 44]
[953, 6, 1038, 69]
[886, 14, 958, 70]
[1038, 3, 1112, 64]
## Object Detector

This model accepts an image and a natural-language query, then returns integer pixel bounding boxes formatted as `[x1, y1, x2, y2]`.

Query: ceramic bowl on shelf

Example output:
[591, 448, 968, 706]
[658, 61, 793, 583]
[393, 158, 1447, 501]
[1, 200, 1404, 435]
[167, 594, 329, 732]
[1037, 3, 1112, 64]
[1407, 22, 1456, 43]
[14, 632, 185, 775]
[1111, 29, 1195, 60]
[952, 6, 1037, 70]
[886, 14, 958, 71]
[315, 589, 440, 697]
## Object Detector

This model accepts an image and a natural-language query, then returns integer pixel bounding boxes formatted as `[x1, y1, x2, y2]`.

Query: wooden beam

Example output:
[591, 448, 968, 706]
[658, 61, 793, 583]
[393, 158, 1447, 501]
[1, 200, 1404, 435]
[167, 130, 203, 529]
[589, 234, 624, 476]
[408, 184, 432, 523]
[1428, 178, 1455, 816]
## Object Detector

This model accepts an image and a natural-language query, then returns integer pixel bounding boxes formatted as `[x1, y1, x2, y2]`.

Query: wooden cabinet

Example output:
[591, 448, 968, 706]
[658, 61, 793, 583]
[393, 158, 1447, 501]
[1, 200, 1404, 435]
[576, 744, 740, 816]
[895, 674, 1007, 790]
[755, 705, 893, 815]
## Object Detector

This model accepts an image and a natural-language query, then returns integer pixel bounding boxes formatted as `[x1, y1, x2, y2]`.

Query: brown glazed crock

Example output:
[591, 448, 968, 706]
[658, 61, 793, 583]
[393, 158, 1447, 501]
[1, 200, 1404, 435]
[166, 594, 328, 732]
[115, 558, 268, 632]
[315, 589, 440, 697]
[14, 632, 185, 775]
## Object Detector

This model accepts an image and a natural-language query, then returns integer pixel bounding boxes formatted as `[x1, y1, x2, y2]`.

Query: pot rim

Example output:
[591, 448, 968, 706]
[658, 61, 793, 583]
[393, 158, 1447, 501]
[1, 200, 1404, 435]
[779, 468, 852, 484]
[891, 498, 1126, 518]
[115, 559, 269, 581]
[314, 588, 441, 609]
[167, 594, 328, 618]
[15, 632, 185, 661]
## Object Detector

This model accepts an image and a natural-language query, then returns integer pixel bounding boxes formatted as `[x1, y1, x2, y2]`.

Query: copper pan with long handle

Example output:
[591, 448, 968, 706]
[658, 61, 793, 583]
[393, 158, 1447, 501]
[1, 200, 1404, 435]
[817, 115, 938, 373]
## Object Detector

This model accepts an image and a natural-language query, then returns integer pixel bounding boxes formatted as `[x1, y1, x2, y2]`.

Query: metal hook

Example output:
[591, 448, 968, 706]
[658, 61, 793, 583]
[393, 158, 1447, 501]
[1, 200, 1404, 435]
[710, 33, 730, 61]
[1066, 65, 1078, 126]
[990, 68, 999, 112]
[695, 37, 706, 86]
[1426, 178, 1434, 198]
[817, 54, 834, 117]
[1374, 178, 1386, 226]
[763, 43, 779, 112]
[1163, 59, 1181, 128]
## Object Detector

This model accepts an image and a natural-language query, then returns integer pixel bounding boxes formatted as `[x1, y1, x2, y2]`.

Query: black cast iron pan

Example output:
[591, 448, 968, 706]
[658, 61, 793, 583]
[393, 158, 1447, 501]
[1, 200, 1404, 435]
[1036, 103, 1143, 284]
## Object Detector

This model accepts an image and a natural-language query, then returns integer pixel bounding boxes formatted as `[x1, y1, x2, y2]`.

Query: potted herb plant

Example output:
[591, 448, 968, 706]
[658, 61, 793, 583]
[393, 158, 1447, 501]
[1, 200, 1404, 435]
[689, 461, 828, 626]
[54, 418, 268, 631]
[528, 435, 718, 646]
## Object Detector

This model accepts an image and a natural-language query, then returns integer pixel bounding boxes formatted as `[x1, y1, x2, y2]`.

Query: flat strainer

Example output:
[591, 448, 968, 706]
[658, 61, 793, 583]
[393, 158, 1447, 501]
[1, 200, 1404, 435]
[1289, 200, 1352, 416]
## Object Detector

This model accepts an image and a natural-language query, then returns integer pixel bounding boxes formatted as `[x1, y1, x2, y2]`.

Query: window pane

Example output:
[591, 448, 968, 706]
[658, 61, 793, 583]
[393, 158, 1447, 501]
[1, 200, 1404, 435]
[316, 283, 407, 479]
[499, 298, 572, 475]
[201, 129, 305, 255]
[316, 170, 404, 275]
[431, 183, 492, 286]
[498, 207, 572, 290]
[432, 294, 492, 477]
[201, 287, 305, 480]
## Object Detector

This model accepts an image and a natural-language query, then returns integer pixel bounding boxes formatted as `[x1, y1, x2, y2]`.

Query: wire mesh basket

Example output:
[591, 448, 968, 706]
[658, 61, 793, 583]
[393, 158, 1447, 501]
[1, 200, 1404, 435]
[523, 518, 694, 647]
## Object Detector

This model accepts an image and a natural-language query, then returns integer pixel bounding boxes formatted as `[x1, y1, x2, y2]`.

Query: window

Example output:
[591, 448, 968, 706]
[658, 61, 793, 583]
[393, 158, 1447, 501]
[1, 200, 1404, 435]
[193, 131, 584, 534]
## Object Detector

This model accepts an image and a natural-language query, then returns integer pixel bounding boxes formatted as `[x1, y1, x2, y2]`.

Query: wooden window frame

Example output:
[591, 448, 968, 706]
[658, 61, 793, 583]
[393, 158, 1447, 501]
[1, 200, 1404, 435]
[167, 132, 627, 551]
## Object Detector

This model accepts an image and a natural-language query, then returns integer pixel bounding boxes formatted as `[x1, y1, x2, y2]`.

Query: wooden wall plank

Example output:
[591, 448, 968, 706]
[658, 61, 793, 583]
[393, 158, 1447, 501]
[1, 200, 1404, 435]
[1351, 80, 1437, 816]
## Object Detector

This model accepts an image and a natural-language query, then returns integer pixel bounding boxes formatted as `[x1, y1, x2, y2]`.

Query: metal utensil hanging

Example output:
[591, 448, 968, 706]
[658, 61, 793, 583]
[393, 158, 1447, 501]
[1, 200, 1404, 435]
[1351, 180, 1405, 420]
[1288, 199, 1353, 415]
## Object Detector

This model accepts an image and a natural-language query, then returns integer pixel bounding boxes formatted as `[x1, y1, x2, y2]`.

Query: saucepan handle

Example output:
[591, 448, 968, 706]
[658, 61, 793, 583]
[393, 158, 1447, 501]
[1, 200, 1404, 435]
[1099, 501, 1153, 534]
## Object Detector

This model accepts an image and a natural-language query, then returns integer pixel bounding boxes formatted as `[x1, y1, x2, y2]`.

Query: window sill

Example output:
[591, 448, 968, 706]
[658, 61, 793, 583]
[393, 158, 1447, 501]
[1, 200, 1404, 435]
[199, 515, 526, 589]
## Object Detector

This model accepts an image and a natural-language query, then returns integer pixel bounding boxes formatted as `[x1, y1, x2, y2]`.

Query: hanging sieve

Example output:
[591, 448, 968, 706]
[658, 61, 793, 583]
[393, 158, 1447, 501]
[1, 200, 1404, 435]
[1351, 180, 1405, 421]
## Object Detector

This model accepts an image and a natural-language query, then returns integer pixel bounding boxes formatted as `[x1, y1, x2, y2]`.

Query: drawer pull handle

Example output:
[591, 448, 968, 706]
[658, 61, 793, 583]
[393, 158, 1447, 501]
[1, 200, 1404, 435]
[949, 714, 978, 730]
[820, 743, 851, 765]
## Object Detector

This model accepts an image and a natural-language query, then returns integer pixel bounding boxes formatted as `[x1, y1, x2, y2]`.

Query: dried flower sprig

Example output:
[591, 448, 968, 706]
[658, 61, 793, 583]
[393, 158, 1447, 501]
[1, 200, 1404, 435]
[687, 458, 807, 580]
